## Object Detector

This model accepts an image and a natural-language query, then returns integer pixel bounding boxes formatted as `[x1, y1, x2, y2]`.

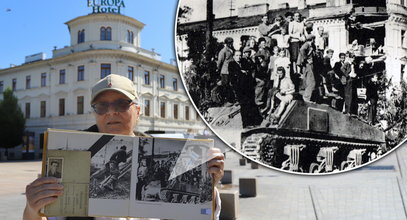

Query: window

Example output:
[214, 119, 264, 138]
[101, 64, 111, 78]
[77, 96, 84, 115]
[402, 0, 405, 7]
[172, 78, 178, 91]
[0, 81, 3, 93]
[59, 69, 66, 84]
[159, 75, 165, 88]
[127, 30, 134, 44]
[41, 73, 47, 87]
[196, 112, 200, 121]
[25, 103, 30, 119]
[77, 65, 85, 81]
[185, 106, 190, 120]
[144, 71, 150, 85]
[40, 101, 46, 118]
[12, 78, 16, 91]
[402, 30, 407, 49]
[26, 75, 31, 89]
[144, 99, 150, 116]
[77, 29, 85, 44]
[128, 66, 134, 81]
[59, 98, 65, 116]
[100, 27, 112, 41]
[160, 102, 166, 118]
[173, 104, 178, 119]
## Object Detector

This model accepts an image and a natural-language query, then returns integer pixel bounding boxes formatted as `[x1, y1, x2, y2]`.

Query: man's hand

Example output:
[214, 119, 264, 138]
[207, 148, 225, 184]
[24, 177, 63, 220]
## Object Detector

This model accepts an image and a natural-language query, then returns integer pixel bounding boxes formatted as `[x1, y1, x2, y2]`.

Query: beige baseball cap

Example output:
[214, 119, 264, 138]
[91, 74, 139, 103]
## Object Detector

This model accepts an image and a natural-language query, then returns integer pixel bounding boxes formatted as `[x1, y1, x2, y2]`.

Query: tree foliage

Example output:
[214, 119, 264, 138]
[182, 31, 223, 112]
[0, 88, 25, 150]
[177, 5, 192, 24]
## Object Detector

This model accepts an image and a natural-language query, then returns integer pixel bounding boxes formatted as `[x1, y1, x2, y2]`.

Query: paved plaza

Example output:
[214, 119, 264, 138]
[221, 144, 407, 220]
[1, 145, 407, 219]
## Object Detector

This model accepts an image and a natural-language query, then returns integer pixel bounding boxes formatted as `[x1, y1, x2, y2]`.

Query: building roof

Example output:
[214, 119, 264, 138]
[177, 5, 327, 35]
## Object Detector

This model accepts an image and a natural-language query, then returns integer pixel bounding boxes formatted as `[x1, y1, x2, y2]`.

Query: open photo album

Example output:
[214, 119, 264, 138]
[41, 129, 214, 220]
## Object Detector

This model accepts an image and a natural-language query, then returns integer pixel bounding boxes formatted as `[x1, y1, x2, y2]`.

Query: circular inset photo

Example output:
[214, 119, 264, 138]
[175, 0, 407, 174]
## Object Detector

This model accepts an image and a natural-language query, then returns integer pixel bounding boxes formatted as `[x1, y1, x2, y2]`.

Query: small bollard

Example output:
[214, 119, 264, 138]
[239, 178, 257, 197]
[239, 158, 246, 166]
[221, 170, 232, 184]
[251, 161, 259, 169]
[220, 190, 239, 220]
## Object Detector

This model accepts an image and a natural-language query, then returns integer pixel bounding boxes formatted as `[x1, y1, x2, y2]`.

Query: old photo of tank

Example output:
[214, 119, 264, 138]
[136, 137, 212, 203]
[89, 137, 133, 199]
[176, 0, 407, 173]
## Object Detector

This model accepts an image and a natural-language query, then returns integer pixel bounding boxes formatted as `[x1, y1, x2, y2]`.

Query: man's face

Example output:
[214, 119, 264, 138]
[339, 55, 346, 63]
[233, 52, 241, 62]
[277, 70, 284, 79]
[226, 41, 233, 49]
[286, 15, 293, 22]
[259, 41, 266, 49]
[327, 52, 333, 59]
[94, 90, 140, 136]
[50, 162, 58, 173]
[318, 27, 324, 36]
[243, 51, 251, 58]
[262, 16, 268, 24]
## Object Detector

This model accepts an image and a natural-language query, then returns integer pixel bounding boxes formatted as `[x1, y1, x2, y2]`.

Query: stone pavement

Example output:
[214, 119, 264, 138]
[221, 143, 407, 220]
[0, 161, 41, 220]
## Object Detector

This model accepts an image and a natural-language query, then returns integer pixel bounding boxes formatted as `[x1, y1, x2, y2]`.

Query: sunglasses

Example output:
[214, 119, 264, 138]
[92, 99, 134, 115]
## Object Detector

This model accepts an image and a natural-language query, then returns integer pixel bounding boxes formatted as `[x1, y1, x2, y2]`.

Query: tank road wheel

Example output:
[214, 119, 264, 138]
[309, 163, 321, 173]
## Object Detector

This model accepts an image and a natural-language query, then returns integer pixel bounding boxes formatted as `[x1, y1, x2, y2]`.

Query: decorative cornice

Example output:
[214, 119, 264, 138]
[65, 13, 144, 31]
[0, 49, 177, 74]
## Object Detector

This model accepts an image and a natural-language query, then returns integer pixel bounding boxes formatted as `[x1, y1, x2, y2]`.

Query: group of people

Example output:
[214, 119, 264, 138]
[215, 12, 384, 128]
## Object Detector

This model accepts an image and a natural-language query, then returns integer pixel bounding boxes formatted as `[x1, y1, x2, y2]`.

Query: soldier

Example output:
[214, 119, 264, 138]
[341, 52, 358, 115]
[298, 34, 316, 103]
[103, 146, 127, 190]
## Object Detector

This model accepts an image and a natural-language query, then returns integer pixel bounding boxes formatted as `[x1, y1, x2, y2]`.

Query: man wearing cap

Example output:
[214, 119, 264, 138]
[217, 37, 235, 104]
[24, 74, 224, 220]
[298, 34, 317, 102]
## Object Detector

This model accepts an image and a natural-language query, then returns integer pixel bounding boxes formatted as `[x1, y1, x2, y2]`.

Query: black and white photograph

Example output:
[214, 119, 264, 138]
[135, 137, 212, 204]
[176, 0, 407, 173]
[47, 157, 63, 179]
[89, 137, 133, 199]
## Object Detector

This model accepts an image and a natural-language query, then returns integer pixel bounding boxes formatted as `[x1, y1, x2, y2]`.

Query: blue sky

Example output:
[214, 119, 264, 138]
[0, 0, 178, 69]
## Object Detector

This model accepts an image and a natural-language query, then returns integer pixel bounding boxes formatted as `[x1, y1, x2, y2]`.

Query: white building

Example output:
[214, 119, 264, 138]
[0, 12, 205, 159]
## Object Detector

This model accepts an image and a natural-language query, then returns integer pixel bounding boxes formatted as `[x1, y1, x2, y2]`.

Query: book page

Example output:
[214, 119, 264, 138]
[44, 150, 91, 216]
[129, 137, 213, 220]
[44, 129, 214, 219]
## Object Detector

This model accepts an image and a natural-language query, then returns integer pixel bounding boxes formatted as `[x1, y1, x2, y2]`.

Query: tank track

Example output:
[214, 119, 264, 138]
[160, 189, 200, 202]
[242, 133, 381, 172]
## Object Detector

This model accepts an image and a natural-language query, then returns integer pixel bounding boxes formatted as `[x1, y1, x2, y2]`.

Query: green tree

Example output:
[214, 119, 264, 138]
[0, 88, 25, 157]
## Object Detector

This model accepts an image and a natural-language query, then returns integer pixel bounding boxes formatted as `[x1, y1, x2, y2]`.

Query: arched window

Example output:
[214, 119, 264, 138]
[100, 27, 112, 41]
[127, 30, 134, 44]
[77, 29, 85, 44]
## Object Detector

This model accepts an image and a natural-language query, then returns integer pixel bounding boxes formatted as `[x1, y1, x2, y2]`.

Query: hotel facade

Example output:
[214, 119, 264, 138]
[0, 12, 205, 159]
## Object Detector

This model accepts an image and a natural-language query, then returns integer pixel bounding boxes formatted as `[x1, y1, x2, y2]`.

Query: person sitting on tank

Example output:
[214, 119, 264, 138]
[269, 66, 295, 125]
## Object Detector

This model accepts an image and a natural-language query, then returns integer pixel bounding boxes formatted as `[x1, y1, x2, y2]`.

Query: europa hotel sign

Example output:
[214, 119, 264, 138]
[88, 0, 125, 14]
